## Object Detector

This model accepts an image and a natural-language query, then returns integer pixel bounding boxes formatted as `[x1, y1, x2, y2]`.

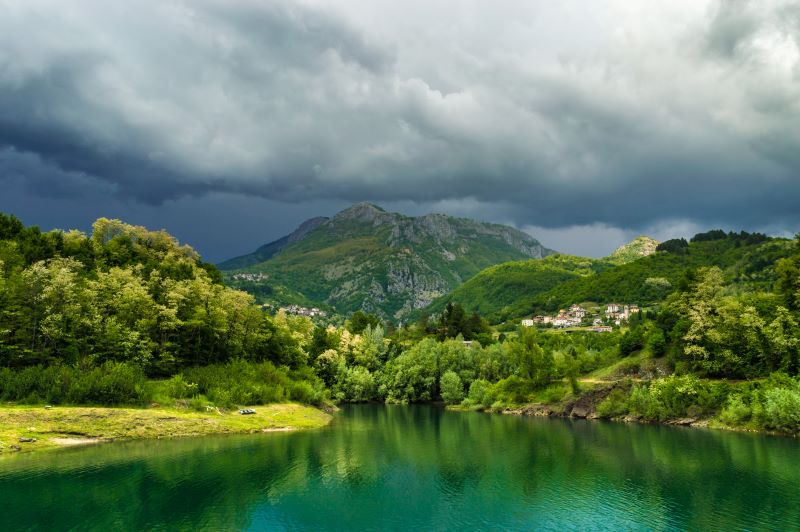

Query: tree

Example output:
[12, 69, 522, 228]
[776, 235, 800, 311]
[348, 310, 381, 334]
[440, 370, 464, 404]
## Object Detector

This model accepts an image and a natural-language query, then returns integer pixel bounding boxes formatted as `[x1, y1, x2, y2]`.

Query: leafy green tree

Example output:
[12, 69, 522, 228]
[440, 370, 464, 404]
[348, 310, 381, 334]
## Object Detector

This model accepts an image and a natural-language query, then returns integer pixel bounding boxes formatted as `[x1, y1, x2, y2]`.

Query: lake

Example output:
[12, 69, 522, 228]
[1, 404, 798, 530]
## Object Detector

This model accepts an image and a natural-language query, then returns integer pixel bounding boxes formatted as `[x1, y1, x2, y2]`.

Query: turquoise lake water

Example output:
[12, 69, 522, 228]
[1, 404, 798, 530]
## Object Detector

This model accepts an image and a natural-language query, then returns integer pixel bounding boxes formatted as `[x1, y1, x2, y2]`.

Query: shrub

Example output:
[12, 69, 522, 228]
[759, 387, 800, 432]
[440, 370, 464, 404]
[466, 379, 491, 406]
[597, 389, 629, 419]
[719, 394, 752, 426]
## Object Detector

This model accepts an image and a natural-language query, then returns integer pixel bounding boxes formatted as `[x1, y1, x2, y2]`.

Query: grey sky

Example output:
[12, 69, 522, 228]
[0, 0, 798, 261]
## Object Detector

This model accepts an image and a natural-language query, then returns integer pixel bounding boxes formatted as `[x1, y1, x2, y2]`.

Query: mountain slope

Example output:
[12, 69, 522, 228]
[218, 217, 328, 270]
[421, 254, 616, 323]
[221, 203, 555, 318]
[421, 232, 792, 324]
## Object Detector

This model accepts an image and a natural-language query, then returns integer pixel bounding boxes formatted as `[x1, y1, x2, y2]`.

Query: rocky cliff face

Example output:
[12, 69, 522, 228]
[221, 202, 555, 319]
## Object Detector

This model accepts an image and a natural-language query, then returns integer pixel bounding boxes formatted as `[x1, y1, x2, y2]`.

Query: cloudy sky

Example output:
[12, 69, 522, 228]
[1, 0, 798, 260]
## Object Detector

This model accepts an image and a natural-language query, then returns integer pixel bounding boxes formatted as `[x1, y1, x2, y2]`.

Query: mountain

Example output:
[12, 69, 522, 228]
[607, 236, 659, 264]
[220, 202, 555, 318]
[219, 217, 328, 270]
[422, 231, 793, 324]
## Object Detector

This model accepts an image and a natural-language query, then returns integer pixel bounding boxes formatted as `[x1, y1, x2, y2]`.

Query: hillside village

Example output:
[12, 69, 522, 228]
[521, 303, 640, 331]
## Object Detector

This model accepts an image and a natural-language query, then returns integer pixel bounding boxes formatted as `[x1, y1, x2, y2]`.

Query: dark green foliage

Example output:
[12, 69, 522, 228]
[656, 238, 689, 254]
[619, 328, 644, 356]
[776, 236, 800, 311]
[691, 229, 728, 242]
[0, 213, 24, 240]
[0, 362, 148, 405]
[181, 360, 326, 408]
[349, 311, 381, 334]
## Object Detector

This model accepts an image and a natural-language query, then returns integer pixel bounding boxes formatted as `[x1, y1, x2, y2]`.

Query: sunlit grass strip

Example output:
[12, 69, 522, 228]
[0, 403, 331, 455]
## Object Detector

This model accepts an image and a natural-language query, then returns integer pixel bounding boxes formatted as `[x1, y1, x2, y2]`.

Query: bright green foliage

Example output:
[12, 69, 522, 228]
[597, 388, 630, 418]
[424, 254, 612, 323]
[522, 234, 793, 317]
[439, 370, 464, 404]
[628, 375, 729, 421]
[465, 379, 491, 406]
[0, 214, 327, 412]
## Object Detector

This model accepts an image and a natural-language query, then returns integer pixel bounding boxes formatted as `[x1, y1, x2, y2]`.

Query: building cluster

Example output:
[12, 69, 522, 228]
[521, 303, 640, 330]
[604, 303, 640, 324]
[521, 304, 587, 328]
[280, 305, 327, 318]
[232, 272, 268, 282]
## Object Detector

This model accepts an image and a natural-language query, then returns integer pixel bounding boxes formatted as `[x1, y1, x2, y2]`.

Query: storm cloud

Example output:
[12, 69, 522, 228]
[0, 0, 798, 259]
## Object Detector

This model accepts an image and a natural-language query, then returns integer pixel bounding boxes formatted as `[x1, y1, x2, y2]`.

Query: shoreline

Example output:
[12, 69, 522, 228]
[449, 400, 798, 438]
[0, 403, 332, 455]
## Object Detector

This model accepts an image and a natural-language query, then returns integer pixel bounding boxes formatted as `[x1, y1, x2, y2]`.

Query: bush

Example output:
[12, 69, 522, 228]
[0, 362, 149, 405]
[466, 379, 491, 406]
[719, 395, 752, 426]
[628, 375, 728, 421]
[597, 389, 629, 419]
[488, 376, 534, 405]
[338, 366, 376, 402]
[440, 370, 464, 404]
[759, 387, 800, 432]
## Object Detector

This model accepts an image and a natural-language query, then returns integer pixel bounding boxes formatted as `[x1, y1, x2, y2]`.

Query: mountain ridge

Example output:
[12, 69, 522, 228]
[221, 202, 556, 318]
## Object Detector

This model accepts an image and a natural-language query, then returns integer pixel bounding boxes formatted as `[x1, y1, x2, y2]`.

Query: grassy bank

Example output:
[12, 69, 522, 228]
[0, 403, 331, 455]
[447, 371, 800, 437]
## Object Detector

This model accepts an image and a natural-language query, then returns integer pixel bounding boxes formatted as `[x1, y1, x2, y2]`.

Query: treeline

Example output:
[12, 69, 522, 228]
[306, 319, 621, 404]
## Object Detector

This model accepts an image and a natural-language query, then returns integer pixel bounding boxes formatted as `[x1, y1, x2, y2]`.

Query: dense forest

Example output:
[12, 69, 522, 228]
[1, 213, 799, 434]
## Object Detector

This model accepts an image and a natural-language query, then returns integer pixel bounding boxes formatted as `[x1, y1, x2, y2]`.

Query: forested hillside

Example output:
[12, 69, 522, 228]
[526, 232, 792, 314]
[428, 231, 794, 324]
[422, 254, 615, 323]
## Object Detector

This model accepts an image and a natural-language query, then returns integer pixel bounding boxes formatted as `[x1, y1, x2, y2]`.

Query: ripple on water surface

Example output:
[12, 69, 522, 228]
[0, 405, 798, 531]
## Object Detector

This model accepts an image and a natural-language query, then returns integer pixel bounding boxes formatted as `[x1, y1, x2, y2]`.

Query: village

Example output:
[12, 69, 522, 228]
[277, 304, 328, 318]
[521, 303, 640, 332]
[231, 272, 269, 282]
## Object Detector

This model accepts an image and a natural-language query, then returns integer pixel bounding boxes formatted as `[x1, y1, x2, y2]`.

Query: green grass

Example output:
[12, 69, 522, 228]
[0, 403, 331, 455]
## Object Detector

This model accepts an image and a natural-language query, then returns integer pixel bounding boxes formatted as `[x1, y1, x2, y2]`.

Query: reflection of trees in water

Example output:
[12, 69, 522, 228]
[1, 406, 799, 530]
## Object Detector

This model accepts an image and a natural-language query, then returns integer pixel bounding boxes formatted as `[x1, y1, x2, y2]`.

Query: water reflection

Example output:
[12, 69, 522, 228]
[0, 405, 798, 530]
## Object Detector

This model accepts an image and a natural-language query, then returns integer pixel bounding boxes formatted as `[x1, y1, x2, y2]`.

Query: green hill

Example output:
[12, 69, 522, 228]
[524, 232, 791, 315]
[220, 203, 555, 319]
[422, 231, 793, 324]
[421, 254, 616, 323]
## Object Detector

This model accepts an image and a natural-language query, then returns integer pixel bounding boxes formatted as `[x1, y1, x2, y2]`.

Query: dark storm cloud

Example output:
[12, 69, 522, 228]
[0, 0, 799, 257]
